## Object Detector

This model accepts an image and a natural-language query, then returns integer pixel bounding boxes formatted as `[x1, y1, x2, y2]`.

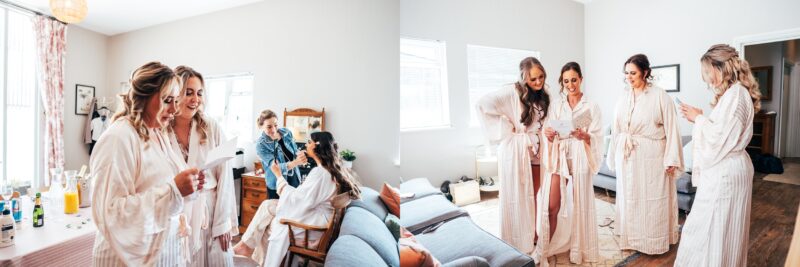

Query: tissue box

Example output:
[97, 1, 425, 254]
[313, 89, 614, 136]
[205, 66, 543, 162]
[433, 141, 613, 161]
[449, 180, 480, 206]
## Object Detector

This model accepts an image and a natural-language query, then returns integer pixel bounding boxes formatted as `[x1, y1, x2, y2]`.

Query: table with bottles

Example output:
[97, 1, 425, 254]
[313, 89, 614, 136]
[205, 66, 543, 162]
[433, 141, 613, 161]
[0, 169, 96, 266]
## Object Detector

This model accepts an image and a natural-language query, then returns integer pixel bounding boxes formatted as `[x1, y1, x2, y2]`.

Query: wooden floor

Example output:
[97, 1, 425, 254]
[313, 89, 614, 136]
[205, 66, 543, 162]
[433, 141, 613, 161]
[605, 158, 800, 267]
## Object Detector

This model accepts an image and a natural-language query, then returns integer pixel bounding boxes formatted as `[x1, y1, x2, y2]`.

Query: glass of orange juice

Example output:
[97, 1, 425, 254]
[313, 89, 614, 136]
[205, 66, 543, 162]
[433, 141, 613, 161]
[64, 177, 79, 214]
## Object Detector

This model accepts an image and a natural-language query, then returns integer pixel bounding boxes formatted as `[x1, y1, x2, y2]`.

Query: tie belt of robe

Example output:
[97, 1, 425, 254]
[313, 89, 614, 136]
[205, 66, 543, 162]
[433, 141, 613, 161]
[617, 132, 662, 160]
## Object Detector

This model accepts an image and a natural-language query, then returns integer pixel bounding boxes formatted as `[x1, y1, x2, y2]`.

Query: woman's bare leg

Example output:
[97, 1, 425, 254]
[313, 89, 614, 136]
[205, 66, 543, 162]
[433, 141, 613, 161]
[548, 174, 562, 238]
[532, 164, 541, 242]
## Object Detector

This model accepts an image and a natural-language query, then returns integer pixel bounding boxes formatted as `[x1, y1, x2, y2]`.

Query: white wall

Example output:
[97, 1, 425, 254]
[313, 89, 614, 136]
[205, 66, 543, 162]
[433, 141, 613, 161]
[63, 26, 108, 171]
[584, 0, 800, 136]
[744, 42, 783, 113]
[399, 0, 585, 186]
[104, 0, 400, 189]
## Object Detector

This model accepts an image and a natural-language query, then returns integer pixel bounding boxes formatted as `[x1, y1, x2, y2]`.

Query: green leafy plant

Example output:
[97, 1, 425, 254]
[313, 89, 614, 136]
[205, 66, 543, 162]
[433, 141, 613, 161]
[340, 149, 356, 161]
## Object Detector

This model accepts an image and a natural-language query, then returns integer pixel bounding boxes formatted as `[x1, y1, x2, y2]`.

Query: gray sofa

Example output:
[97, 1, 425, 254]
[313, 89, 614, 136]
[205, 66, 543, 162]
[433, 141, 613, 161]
[594, 136, 696, 212]
[325, 187, 400, 267]
[400, 178, 535, 267]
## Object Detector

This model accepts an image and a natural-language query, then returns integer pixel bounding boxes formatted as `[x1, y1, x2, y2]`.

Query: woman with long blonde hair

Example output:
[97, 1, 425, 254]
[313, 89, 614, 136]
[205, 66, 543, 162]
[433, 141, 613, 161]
[91, 62, 204, 266]
[168, 66, 239, 266]
[675, 44, 761, 266]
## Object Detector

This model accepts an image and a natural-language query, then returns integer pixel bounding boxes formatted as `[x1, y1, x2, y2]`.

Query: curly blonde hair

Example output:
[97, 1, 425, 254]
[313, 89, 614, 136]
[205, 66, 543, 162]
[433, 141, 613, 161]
[172, 65, 210, 145]
[112, 61, 181, 142]
[700, 44, 762, 112]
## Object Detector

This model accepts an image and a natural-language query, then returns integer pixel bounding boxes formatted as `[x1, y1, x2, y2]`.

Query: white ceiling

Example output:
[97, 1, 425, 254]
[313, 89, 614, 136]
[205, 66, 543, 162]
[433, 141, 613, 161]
[12, 0, 265, 36]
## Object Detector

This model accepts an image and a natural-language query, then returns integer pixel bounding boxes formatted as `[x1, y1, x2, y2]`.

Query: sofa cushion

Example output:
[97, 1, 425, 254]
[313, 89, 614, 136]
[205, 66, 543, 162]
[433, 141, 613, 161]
[325, 235, 388, 267]
[442, 256, 490, 267]
[675, 172, 696, 194]
[349, 187, 389, 221]
[380, 183, 401, 217]
[340, 207, 400, 266]
[400, 195, 468, 234]
[400, 177, 443, 203]
[415, 217, 534, 267]
[598, 157, 616, 177]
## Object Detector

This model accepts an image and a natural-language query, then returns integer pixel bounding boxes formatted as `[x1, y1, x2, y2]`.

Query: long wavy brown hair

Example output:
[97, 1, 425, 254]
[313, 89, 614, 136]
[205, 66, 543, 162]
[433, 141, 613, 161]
[309, 131, 361, 199]
[112, 61, 180, 142]
[515, 57, 550, 126]
[700, 44, 762, 112]
[171, 65, 210, 145]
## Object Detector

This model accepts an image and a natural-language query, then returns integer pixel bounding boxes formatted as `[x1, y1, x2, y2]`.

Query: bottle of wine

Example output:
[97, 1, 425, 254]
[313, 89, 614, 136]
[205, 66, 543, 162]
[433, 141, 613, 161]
[33, 193, 44, 228]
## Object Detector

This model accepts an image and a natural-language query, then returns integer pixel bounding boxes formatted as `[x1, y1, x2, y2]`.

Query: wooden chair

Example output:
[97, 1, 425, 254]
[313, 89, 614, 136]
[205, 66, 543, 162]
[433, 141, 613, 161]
[280, 192, 351, 267]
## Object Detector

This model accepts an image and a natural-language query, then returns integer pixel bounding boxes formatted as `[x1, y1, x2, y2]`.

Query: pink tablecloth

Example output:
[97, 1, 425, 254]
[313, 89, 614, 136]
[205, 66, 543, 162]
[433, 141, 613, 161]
[0, 197, 95, 267]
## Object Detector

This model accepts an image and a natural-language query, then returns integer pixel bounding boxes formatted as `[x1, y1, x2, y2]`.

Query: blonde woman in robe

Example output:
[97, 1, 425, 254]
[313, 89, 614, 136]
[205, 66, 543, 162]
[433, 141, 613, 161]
[91, 62, 205, 266]
[476, 57, 551, 254]
[234, 131, 361, 267]
[168, 66, 239, 266]
[607, 54, 684, 255]
[675, 44, 760, 267]
[535, 62, 601, 266]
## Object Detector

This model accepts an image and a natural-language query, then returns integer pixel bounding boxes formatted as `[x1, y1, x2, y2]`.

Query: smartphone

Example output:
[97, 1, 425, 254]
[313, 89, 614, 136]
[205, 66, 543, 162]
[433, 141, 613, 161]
[674, 97, 683, 106]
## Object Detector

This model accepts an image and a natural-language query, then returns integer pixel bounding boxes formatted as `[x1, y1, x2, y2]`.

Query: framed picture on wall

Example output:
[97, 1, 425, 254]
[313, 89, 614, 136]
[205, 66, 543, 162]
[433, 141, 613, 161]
[75, 84, 95, 115]
[751, 66, 772, 100]
[651, 64, 680, 92]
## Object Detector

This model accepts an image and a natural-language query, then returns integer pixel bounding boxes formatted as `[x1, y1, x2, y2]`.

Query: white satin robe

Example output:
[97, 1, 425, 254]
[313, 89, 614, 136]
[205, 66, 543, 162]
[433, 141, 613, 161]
[675, 83, 754, 266]
[476, 84, 544, 254]
[91, 118, 188, 266]
[607, 85, 684, 255]
[263, 167, 338, 267]
[534, 96, 602, 266]
[168, 119, 239, 266]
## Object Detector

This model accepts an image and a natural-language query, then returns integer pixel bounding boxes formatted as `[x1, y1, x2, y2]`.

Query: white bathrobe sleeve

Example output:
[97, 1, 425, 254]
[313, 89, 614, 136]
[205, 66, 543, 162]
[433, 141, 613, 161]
[586, 103, 604, 175]
[91, 128, 184, 266]
[659, 90, 685, 176]
[210, 124, 240, 238]
[476, 86, 516, 145]
[276, 168, 336, 212]
[692, 85, 748, 179]
[606, 97, 623, 172]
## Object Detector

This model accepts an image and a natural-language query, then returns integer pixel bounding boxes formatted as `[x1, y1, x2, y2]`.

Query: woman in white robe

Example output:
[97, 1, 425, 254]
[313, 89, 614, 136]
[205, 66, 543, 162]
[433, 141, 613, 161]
[476, 57, 551, 254]
[168, 66, 239, 266]
[241, 131, 361, 267]
[91, 62, 204, 266]
[675, 44, 760, 267]
[535, 62, 601, 266]
[607, 54, 684, 255]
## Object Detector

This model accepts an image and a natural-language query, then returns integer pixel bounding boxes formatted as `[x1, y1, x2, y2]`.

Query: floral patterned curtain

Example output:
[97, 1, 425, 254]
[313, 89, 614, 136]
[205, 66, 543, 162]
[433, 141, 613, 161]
[33, 16, 67, 185]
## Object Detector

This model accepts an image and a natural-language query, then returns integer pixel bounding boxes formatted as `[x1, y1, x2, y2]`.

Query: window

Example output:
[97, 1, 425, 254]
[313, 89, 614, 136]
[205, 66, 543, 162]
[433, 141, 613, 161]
[467, 45, 540, 126]
[205, 73, 254, 148]
[400, 38, 450, 130]
[1, 8, 41, 189]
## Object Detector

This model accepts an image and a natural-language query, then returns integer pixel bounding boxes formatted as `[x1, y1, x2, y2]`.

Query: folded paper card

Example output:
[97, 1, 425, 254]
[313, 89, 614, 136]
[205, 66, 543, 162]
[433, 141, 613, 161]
[202, 137, 238, 171]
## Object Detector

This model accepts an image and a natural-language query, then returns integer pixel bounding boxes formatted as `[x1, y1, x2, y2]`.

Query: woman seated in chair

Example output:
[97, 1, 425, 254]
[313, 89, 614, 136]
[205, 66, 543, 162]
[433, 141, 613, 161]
[233, 131, 361, 266]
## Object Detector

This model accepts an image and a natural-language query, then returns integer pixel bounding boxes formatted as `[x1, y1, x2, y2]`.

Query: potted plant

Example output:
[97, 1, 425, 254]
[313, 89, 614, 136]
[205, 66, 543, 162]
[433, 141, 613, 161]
[340, 149, 356, 169]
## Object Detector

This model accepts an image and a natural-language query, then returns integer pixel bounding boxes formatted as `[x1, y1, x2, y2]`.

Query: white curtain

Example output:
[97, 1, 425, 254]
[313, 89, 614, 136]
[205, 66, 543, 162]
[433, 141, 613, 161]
[786, 63, 800, 157]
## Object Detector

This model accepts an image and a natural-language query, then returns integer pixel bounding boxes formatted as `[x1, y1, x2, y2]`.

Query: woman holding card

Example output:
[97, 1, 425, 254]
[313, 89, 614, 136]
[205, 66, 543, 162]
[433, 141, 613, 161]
[168, 66, 239, 266]
[476, 57, 551, 254]
[536, 62, 601, 266]
[607, 54, 684, 255]
[675, 44, 760, 266]
[91, 62, 204, 266]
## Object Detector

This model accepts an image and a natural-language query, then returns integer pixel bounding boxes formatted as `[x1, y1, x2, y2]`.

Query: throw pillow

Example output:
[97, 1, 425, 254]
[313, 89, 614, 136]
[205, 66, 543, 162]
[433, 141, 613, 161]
[399, 227, 441, 267]
[385, 213, 401, 241]
[380, 183, 401, 217]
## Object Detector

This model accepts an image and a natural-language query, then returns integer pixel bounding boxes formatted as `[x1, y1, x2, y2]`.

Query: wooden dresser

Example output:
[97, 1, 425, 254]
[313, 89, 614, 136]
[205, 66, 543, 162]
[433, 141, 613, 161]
[239, 172, 268, 233]
[747, 111, 777, 155]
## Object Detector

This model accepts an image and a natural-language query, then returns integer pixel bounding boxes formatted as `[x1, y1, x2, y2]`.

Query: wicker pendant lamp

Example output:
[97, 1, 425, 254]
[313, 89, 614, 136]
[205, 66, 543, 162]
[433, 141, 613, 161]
[49, 0, 88, 24]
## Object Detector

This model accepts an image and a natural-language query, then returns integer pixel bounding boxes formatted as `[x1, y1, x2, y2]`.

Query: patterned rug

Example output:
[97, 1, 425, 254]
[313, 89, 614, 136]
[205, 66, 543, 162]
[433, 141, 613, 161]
[464, 196, 636, 266]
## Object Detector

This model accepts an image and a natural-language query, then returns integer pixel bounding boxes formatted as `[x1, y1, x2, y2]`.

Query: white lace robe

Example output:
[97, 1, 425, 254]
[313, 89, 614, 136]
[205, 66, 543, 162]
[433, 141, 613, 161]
[168, 119, 239, 266]
[675, 83, 754, 266]
[607, 85, 684, 254]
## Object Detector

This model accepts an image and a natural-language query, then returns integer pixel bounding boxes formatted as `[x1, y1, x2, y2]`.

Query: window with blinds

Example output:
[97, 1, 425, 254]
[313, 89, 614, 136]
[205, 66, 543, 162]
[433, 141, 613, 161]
[467, 45, 540, 127]
[1, 8, 41, 189]
[400, 38, 450, 131]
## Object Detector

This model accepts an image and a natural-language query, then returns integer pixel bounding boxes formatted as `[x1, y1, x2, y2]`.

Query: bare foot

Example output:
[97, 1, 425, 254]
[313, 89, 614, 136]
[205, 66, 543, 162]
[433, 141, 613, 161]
[233, 242, 254, 258]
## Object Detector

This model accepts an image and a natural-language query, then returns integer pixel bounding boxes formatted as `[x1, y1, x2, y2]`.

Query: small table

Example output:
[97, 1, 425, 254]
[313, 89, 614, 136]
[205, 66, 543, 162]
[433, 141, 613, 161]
[0, 197, 95, 266]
